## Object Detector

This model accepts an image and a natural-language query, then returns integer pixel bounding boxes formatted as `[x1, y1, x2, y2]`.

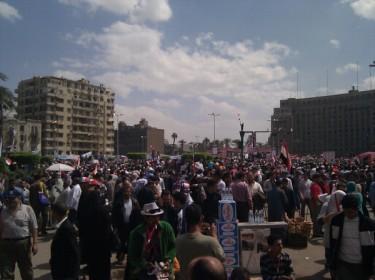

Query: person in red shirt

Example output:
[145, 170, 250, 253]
[310, 174, 328, 237]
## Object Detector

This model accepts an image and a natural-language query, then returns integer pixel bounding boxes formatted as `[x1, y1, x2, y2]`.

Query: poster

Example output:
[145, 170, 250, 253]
[240, 228, 270, 274]
[217, 221, 240, 276]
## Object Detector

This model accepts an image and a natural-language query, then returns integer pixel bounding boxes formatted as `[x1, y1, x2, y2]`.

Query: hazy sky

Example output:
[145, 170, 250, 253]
[1, 0, 375, 143]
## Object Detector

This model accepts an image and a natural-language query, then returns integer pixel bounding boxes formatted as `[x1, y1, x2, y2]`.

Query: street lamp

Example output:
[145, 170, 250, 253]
[208, 112, 220, 142]
[370, 61, 375, 89]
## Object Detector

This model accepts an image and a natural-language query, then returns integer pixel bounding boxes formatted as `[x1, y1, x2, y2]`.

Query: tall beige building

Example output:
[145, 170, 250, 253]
[16, 76, 115, 156]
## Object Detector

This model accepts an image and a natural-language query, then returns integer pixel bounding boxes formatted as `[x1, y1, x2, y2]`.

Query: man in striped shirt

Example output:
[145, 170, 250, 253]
[230, 172, 252, 222]
[260, 235, 294, 280]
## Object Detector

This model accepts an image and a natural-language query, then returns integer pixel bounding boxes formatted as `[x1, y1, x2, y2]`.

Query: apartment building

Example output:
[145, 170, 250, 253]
[2, 118, 42, 153]
[270, 87, 375, 156]
[16, 76, 115, 156]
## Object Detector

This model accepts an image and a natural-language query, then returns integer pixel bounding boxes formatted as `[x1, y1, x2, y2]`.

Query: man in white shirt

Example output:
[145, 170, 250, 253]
[329, 194, 375, 280]
[298, 173, 312, 217]
[67, 177, 81, 225]
[55, 177, 72, 209]
[247, 173, 264, 195]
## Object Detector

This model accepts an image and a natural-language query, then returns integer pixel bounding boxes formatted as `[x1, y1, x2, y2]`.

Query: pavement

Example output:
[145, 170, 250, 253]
[16, 232, 329, 280]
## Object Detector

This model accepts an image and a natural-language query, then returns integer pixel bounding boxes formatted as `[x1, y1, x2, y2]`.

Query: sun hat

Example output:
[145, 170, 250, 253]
[141, 202, 164, 216]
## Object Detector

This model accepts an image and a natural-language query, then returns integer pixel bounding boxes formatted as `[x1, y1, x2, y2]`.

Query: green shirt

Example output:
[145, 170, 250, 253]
[127, 221, 176, 280]
[176, 232, 225, 280]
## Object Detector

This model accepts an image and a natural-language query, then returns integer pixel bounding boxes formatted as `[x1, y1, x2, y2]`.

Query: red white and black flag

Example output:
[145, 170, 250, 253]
[280, 142, 292, 172]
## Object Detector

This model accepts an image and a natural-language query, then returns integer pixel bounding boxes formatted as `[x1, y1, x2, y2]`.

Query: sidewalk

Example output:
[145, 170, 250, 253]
[19, 233, 327, 280]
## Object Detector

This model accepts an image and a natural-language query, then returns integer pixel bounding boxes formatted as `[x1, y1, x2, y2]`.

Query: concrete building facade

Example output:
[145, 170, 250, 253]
[116, 119, 164, 155]
[16, 76, 115, 156]
[270, 88, 375, 156]
[2, 118, 42, 153]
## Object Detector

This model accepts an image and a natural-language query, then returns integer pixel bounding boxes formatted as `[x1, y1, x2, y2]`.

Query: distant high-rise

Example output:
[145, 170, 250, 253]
[16, 76, 115, 156]
[270, 87, 375, 156]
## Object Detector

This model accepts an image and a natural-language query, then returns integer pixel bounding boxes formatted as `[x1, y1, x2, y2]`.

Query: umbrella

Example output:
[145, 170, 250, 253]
[46, 163, 74, 172]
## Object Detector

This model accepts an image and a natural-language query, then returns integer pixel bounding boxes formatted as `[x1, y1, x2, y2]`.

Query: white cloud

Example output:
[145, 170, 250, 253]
[58, 0, 171, 23]
[54, 70, 85, 80]
[342, 0, 375, 20]
[152, 98, 181, 108]
[336, 63, 360, 74]
[0, 2, 21, 22]
[56, 21, 295, 141]
[198, 96, 245, 118]
[329, 39, 340, 48]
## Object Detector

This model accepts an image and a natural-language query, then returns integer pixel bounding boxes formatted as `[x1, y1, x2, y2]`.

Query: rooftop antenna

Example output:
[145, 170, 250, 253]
[326, 69, 329, 96]
[296, 72, 299, 98]
[356, 61, 359, 90]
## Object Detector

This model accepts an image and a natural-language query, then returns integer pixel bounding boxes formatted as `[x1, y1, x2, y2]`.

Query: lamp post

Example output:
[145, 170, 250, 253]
[370, 61, 375, 90]
[208, 112, 220, 142]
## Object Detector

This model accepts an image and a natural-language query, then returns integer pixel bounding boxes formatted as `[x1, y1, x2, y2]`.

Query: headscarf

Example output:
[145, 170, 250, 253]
[345, 181, 363, 214]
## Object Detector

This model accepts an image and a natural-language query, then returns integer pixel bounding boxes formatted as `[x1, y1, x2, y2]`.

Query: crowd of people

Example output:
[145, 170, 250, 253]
[0, 155, 374, 280]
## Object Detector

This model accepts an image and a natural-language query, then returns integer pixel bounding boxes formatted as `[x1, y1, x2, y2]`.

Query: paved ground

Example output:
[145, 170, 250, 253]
[16, 232, 328, 280]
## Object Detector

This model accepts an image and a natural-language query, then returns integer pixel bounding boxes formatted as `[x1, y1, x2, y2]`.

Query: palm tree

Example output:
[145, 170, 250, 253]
[223, 138, 231, 148]
[0, 73, 15, 153]
[171, 132, 178, 147]
[178, 139, 186, 153]
[202, 137, 210, 151]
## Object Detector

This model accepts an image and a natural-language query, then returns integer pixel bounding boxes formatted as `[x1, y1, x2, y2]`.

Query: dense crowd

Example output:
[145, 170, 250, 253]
[0, 156, 375, 280]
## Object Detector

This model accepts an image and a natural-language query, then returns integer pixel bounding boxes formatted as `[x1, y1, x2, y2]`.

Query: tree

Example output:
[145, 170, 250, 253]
[223, 138, 231, 148]
[0, 73, 16, 154]
[171, 132, 178, 147]
[202, 137, 210, 151]
[178, 139, 186, 153]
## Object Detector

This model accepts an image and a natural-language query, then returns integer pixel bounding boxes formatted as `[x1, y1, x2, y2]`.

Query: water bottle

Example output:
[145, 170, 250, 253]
[228, 188, 233, 201]
[259, 209, 264, 223]
[248, 210, 254, 224]
[223, 188, 228, 201]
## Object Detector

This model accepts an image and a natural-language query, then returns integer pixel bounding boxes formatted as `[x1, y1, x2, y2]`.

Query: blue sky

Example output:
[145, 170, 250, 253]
[1, 0, 375, 143]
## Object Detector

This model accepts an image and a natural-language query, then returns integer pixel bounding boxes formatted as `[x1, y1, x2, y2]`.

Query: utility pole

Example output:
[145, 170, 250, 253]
[208, 112, 220, 142]
[370, 61, 375, 90]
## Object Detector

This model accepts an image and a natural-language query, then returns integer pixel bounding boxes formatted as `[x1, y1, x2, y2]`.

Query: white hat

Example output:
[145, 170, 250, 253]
[141, 202, 164, 216]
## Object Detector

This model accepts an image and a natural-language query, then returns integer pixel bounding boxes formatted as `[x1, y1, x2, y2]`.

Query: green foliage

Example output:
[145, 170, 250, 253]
[0, 157, 10, 175]
[127, 152, 146, 160]
[40, 156, 53, 165]
[8, 152, 41, 166]
[182, 152, 213, 161]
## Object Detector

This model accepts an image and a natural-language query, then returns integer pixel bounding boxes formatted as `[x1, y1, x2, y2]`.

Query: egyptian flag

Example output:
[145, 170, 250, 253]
[280, 142, 292, 172]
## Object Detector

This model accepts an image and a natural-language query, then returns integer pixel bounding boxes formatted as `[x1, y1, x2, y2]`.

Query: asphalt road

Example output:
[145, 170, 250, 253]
[16, 232, 328, 280]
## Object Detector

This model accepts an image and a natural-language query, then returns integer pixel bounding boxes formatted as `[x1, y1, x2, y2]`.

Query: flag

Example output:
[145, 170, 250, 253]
[280, 142, 292, 172]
